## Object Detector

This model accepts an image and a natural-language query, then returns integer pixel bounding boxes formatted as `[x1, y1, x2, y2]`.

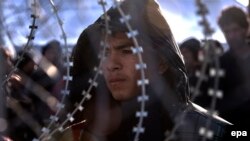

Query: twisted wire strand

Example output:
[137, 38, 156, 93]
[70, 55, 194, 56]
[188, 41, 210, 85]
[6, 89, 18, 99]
[112, 1, 149, 141]
[1, 0, 38, 92]
[165, 0, 223, 140]
[201, 41, 223, 141]
[192, 0, 223, 140]
[0, 0, 41, 138]
[37, 0, 71, 139]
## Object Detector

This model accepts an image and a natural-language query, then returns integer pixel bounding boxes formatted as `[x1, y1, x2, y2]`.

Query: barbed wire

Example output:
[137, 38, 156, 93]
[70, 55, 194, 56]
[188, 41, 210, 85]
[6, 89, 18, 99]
[0, 1, 228, 141]
[165, 0, 224, 141]
[190, 0, 215, 102]
[0, 0, 39, 139]
[111, 0, 150, 140]
[193, 0, 224, 140]
[37, 0, 149, 140]
[1, 0, 38, 93]
[36, 0, 110, 140]
[37, 0, 71, 139]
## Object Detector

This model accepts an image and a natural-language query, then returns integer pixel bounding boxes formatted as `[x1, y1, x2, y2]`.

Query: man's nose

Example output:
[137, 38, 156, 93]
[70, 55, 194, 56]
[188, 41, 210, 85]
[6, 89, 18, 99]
[106, 53, 122, 72]
[227, 30, 237, 38]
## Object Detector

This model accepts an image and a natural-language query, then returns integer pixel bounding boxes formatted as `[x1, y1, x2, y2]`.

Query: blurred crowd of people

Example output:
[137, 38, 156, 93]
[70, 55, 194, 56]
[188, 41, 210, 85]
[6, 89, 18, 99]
[179, 6, 250, 140]
[0, 1, 250, 141]
[0, 40, 66, 141]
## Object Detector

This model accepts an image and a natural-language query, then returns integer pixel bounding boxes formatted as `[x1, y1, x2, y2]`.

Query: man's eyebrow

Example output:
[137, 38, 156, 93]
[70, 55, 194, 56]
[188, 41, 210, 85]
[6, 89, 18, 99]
[114, 41, 134, 50]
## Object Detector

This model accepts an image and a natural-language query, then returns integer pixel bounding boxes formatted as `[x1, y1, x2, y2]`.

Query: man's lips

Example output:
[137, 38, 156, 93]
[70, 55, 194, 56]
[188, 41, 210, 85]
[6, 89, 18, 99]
[108, 78, 126, 85]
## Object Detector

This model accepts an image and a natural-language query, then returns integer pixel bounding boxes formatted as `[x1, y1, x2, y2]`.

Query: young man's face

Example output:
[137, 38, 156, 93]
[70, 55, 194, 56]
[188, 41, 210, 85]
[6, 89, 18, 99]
[101, 32, 140, 101]
[221, 23, 247, 50]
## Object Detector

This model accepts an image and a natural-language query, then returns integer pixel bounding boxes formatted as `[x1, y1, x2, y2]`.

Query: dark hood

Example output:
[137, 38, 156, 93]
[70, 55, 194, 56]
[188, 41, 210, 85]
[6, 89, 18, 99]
[71, 0, 189, 108]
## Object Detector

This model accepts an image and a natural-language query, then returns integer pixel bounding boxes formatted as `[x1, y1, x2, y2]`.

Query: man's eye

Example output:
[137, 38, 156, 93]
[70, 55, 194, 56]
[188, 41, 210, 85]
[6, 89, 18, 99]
[122, 49, 132, 54]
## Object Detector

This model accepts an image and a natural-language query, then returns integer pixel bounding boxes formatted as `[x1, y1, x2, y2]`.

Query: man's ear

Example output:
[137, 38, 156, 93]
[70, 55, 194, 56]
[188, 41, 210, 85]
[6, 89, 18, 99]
[159, 58, 168, 74]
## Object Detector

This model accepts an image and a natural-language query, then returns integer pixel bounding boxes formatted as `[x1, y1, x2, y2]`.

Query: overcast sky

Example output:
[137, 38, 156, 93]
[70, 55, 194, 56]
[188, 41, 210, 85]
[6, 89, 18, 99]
[0, 0, 248, 55]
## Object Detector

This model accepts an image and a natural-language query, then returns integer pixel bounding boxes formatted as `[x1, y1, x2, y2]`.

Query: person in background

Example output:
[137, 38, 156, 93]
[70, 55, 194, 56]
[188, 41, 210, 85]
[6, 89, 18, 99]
[179, 37, 201, 90]
[179, 38, 208, 107]
[41, 40, 63, 72]
[180, 38, 225, 108]
[217, 5, 250, 136]
[0, 46, 14, 141]
[4, 50, 58, 141]
[41, 40, 65, 100]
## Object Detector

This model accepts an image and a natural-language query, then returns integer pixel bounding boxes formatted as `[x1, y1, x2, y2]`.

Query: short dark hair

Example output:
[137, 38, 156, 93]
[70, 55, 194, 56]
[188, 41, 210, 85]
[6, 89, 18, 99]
[41, 40, 60, 55]
[180, 38, 201, 62]
[217, 6, 249, 29]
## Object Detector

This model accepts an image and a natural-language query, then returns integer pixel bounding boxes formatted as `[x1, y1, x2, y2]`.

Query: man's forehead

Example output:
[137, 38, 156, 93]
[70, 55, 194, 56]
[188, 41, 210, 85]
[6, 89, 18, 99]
[222, 23, 244, 31]
[106, 32, 134, 49]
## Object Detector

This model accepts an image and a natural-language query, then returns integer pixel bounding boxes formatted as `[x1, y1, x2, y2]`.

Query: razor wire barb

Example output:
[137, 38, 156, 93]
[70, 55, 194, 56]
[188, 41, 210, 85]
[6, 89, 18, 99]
[194, 0, 224, 141]
[37, 0, 71, 139]
[112, 0, 149, 141]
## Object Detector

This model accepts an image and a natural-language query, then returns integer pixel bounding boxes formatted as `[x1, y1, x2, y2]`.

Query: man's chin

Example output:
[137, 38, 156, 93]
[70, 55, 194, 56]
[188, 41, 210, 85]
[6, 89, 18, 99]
[112, 92, 133, 101]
